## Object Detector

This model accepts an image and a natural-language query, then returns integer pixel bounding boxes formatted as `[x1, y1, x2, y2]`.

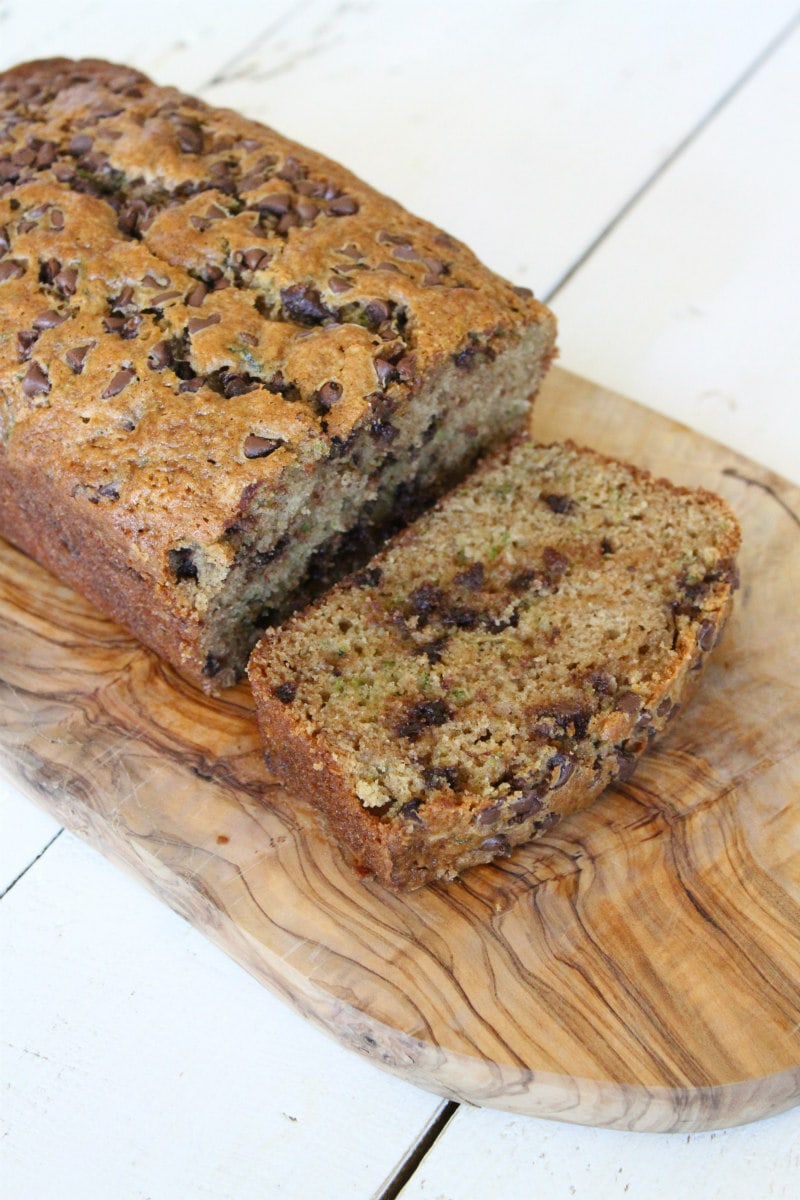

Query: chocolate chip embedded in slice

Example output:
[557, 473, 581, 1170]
[185, 282, 208, 307]
[169, 546, 198, 583]
[243, 434, 281, 460]
[396, 699, 452, 740]
[543, 547, 569, 577]
[273, 681, 297, 704]
[65, 343, 95, 374]
[698, 619, 717, 651]
[422, 764, 461, 790]
[454, 562, 485, 591]
[543, 493, 575, 514]
[101, 368, 136, 399]
[22, 361, 51, 397]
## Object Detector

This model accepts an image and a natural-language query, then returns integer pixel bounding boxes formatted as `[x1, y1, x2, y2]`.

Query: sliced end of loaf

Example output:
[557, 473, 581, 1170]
[248, 440, 741, 889]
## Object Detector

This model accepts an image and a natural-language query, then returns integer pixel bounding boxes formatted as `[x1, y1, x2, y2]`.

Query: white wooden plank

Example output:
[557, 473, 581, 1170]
[552, 25, 800, 484]
[201, 0, 799, 297]
[0, 831, 444, 1200]
[0, 0, 300, 92]
[0, 774, 60, 894]
[395, 1103, 800, 1200]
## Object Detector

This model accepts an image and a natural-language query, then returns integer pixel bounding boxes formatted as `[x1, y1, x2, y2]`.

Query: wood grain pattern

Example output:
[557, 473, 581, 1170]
[1, 367, 798, 1132]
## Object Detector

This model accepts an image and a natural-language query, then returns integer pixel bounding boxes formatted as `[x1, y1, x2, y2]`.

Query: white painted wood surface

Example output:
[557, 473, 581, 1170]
[1, 1, 799, 1196]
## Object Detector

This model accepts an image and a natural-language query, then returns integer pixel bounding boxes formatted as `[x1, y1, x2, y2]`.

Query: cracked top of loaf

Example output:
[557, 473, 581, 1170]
[0, 58, 553, 582]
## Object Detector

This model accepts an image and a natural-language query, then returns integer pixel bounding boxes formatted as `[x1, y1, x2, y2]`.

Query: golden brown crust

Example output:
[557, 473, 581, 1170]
[0, 58, 555, 686]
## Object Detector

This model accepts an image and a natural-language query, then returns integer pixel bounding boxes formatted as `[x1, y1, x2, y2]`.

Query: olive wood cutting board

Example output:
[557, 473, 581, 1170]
[1, 367, 798, 1133]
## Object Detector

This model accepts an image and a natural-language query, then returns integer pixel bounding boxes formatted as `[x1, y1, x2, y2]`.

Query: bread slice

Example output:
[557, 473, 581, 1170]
[248, 440, 741, 889]
[0, 58, 554, 690]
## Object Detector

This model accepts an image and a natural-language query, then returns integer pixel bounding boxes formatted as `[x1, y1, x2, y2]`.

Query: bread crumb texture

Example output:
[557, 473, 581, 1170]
[250, 441, 741, 889]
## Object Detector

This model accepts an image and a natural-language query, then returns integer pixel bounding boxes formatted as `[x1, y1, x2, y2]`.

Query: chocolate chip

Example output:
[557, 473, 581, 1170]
[277, 156, 306, 183]
[547, 753, 576, 789]
[32, 309, 67, 331]
[512, 284, 534, 299]
[328, 195, 359, 216]
[454, 345, 478, 371]
[656, 697, 673, 719]
[217, 372, 256, 398]
[363, 299, 391, 328]
[185, 282, 208, 307]
[509, 789, 544, 818]
[101, 368, 136, 398]
[543, 493, 575, 514]
[141, 271, 170, 289]
[543, 547, 569, 577]
[409, 583, 445, 617]
[615, 691, 642, 719]
[698, 619, 716, 651]
[315, 380, 343, 412]
[148, 290, 182, 308]
[280, 283, 334, 325]
[454, 562, 484, 591]
[273, 681, 297, 704]
[241, 248, 272, 271]
[477, 834, 511, 857]
[69, 133, 94, 155]
[0, 259, 25, 282]
[243, 435, 281, 459]
[176, 121, 204, 154]
[22, 361, 51, 397]
[328, 275, 353, 294]
[50, 208, 64, 230]
[396, 699, 452, 739]
[187, 313, 222, 335]
[475, 801, 503, 827]
[53, 267, 77, 296]
[0, 225, 9, 253]
[169, 547, 198, 582]
[397, 799, 424, 824]
[147, 340, 173, 371]
[422, 765, 460, 791]
[614, 752, 638, 783]
[409, 634, 445, 665]
[17, 330, 38, 360]
[202, 654, 224, 678]
[38, 258, 60, 285]
[374, 357, 398, 387]
[103, 314, 141, 339]
[366, 418, 396, 445]
[265, 371, 299, 399]
[256, 192, 293, 216]
[601, 537, 615, 555]
[65, 343, 94, 374]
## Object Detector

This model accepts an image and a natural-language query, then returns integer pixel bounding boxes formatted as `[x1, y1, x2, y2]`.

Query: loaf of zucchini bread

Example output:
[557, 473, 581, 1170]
[0, 58, 555, 689]
[249, 440, 740, 889]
